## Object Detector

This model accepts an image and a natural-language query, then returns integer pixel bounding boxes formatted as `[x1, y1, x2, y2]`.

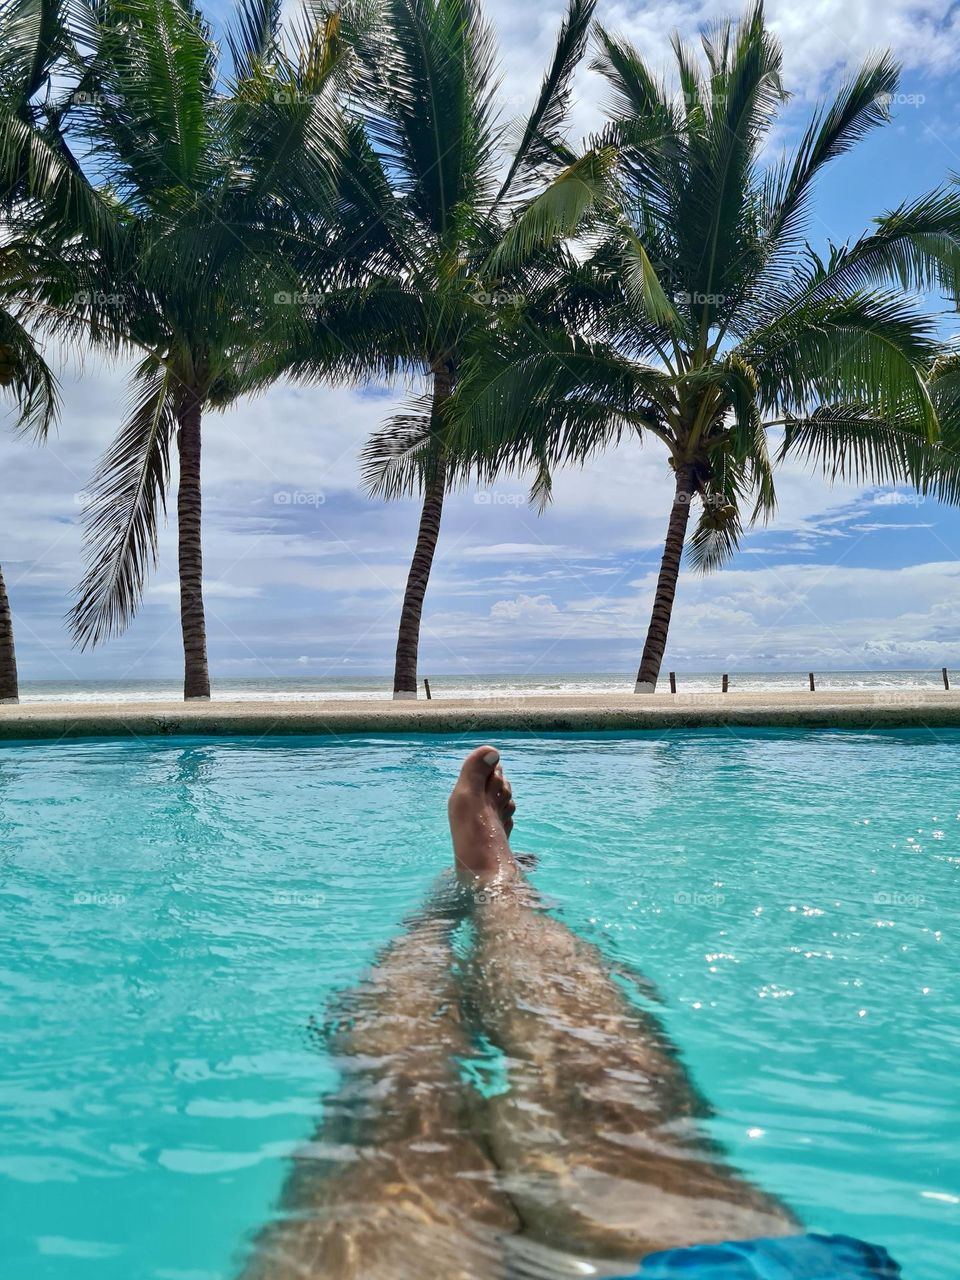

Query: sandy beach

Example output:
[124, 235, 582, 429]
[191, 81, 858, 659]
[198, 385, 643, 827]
[2, 688, 959, 739]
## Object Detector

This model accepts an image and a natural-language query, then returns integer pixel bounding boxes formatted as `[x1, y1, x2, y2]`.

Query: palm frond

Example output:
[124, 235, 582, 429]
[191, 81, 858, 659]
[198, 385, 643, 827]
[225, 0, 280, 81]
[805, 188, 960, 306]
[452, 328, 673, 472]
[485, 146, 617, 275]
[360, 394, 435, 499]
[495, 0, 594, 203]
[680, 1, 786, 339]
[0, 300, 60, 436]
[739, 289, 941, 441]
[591, 25, 676, 127]
[282, 278, 427, 383]
[687, 490, 743, 573]
[74, 0, 218, 203]
[528, 454, 553, 513]
[760, 55, 899, 265]
[780, 400, 960, 506]
[358, 0, 501, 243]
[668, 37, 699, 117]
[69, 359, 175, 647]
[224, 5, 347, 221]
[618, 218, 682, 333]
[0, 107, 111, 243]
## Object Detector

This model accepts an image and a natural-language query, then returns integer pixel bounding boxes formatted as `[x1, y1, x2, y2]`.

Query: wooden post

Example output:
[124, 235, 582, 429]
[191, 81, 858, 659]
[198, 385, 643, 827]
[423, 678, 432, 700]
[722, 673, 729, 693]
[669, 671, 677, 694]
[809, 672, 815, 692]
[943, 667, 950, 691]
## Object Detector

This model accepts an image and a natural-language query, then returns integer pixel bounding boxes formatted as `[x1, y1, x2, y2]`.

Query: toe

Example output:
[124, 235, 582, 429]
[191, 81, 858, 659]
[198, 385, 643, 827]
[489, 774, 512, 807]
[454, 745, 501, 794]
[487, 765, 509, 792]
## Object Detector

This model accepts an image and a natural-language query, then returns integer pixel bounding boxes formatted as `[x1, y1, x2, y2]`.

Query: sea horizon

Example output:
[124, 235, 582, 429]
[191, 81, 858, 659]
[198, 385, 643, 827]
[13, 667, 957, 702]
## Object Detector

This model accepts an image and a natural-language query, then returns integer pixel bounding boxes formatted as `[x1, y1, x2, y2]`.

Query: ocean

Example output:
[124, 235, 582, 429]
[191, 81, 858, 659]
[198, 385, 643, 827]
[13, 669, 955, 702]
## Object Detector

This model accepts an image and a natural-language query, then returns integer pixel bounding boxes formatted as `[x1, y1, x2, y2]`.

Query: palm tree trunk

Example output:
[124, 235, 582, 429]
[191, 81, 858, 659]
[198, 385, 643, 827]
[634, 463, 694, 693]
[392, 368, 453, 699]
[0, 563, 19, 704]
[177, 393, 211, 701]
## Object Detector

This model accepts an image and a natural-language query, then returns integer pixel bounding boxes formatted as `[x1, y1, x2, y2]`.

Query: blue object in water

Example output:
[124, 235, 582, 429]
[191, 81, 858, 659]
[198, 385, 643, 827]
[620, 1233, 901, 1278]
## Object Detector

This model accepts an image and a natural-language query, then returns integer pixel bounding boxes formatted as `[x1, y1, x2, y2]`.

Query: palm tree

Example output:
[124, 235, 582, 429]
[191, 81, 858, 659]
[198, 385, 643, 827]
[38, 0, 350, 699]
[0, 241, 62, 703]
[0, 0, 98, 703]
[0, 564, 17, 703]
[453, 2, 960, 691]
[283, 0, 611, 698]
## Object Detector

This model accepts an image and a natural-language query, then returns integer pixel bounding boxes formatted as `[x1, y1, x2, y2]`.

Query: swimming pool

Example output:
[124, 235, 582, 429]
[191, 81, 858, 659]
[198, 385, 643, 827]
[0, 730, 956, 1278]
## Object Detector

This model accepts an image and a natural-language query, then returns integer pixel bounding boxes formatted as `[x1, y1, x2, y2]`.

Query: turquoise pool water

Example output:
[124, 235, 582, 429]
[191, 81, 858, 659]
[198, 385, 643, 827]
[0, 729, 957, 1279]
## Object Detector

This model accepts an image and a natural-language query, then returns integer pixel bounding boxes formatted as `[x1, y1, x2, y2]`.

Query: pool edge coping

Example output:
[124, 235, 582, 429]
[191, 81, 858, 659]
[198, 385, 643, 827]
[2, 693, 960, 739]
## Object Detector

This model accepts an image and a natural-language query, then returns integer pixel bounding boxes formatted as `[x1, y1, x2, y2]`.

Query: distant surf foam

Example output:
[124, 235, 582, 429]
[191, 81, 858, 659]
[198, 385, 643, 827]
[15, 670, 954, 703]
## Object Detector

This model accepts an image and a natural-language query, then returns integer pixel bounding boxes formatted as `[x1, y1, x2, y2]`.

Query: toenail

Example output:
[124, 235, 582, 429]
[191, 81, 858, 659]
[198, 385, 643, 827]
[482, 750, 500, 766]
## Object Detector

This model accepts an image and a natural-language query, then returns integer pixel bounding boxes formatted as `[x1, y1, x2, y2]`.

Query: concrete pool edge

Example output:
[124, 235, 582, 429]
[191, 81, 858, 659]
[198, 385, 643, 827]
[2, 690, 960, 738]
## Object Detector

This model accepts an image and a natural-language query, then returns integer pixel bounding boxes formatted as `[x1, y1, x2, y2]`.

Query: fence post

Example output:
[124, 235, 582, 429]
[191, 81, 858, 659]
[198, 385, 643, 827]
[423, 678, 432, 700]
[722, 673, 729, 693]
[669, 671, 677, 694]
[943, 667, 950, 691]
[809, 672, 816, 692]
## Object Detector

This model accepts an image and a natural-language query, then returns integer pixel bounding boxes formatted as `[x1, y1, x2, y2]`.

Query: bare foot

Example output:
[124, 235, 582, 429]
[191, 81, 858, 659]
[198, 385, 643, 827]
[447, 746, 518, 886]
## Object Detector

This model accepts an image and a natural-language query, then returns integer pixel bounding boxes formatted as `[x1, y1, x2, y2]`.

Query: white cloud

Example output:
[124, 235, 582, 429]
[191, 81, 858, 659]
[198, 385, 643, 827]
[486, 0, 960, 138]
[489, 592, 561, 622]
[150, 579, 263, 600]
[462, 541, 573, 559]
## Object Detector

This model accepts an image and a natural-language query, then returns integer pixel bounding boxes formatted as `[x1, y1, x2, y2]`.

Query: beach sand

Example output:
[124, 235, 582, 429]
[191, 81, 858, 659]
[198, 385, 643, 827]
[1, 689, 958, 739]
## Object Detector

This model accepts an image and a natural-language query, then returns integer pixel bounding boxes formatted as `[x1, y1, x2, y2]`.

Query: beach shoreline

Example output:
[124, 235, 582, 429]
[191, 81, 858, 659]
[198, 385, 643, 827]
[2, 689, 959, 739]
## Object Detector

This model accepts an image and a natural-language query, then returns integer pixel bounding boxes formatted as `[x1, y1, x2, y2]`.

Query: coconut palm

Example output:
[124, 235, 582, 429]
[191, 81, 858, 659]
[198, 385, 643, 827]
[452, 2, 960, 691]
[0, 0, 95, 703]
[281, 0, 611, 698]
[0, 240, 62, 703]
[0, 564, 18, 703]
[47, 0, 349, 699]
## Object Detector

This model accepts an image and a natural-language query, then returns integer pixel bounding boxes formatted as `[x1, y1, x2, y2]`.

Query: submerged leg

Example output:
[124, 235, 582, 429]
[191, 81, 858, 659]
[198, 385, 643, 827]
[448, 747, 799, 1267]
[239, 872, 517, 1280]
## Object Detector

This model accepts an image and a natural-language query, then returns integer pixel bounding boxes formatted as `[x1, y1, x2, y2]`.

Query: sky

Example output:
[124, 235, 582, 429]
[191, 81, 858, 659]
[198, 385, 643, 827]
[5, 0, 960, 685]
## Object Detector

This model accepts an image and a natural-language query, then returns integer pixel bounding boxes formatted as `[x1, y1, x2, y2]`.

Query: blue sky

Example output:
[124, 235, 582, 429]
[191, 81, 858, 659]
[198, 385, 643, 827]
[5, 0, 960, 684]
